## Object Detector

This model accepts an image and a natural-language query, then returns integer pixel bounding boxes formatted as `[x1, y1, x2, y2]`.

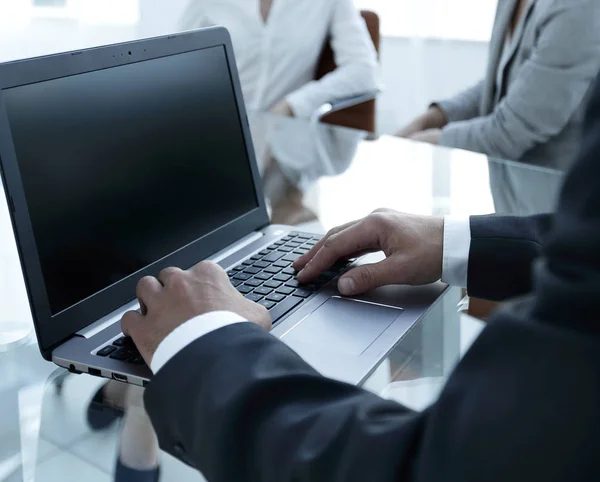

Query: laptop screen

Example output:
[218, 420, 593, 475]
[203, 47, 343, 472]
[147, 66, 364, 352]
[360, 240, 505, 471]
[3, 45, 259, 315]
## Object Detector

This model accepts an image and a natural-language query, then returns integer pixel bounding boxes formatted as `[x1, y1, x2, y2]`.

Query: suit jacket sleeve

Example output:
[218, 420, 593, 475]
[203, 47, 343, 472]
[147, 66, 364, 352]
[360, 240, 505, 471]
[434, 80, 484, 123]
[467, 213, 554, 301]
[145, 312, 600, 482]
[439, 0, 600, 160]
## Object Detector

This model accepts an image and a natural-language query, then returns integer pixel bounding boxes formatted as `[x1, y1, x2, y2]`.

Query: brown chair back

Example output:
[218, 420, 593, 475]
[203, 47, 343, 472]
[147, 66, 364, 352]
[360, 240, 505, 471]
[315, 10, 380, 132]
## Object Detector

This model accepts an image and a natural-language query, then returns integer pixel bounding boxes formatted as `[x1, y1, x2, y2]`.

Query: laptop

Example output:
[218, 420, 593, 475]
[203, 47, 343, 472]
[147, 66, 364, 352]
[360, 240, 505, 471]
[0, 27, 447, 387]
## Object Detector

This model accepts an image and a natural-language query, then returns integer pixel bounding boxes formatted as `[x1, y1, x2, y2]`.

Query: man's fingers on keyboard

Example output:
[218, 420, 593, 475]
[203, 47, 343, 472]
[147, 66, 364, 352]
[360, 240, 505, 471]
[294, 220, 359, 271]
[121, 310, 143, 338]
[296, 222, 378, 283]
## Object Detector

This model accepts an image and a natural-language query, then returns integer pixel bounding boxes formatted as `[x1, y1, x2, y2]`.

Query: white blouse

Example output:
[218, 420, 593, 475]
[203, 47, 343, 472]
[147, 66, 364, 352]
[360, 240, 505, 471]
[179, 0, 379, 118]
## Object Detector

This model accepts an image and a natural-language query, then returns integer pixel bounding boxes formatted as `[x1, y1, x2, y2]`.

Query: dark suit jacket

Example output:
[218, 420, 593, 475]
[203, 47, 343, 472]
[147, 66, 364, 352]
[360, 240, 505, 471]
[144, 80, 600, 482]
[467, 213, 553, 301]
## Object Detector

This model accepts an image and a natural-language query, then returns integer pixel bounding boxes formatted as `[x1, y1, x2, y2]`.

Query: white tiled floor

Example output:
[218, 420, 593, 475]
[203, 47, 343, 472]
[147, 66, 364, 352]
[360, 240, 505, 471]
[69, 425, 121, 475]
[2, 362, 208, 481]
[39, 384, 101, 449]
[23, 451, 110, 482]
[38, 375, 207, 481]
[34, 439, 61, 465]
[5, 428, 208, 481]
[5, 433, 208, 481]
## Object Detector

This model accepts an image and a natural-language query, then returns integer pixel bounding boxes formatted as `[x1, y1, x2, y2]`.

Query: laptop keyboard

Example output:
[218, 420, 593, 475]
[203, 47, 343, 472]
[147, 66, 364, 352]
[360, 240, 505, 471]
[227, 232, 350, 320]
[96, 336, 145, 364]
[94, 232, 350, 366]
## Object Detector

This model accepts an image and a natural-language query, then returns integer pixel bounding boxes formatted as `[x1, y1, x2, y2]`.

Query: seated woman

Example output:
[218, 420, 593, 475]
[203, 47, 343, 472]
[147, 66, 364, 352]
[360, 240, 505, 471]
[398, 0, 600, 169]
[179, 0, 378, 119]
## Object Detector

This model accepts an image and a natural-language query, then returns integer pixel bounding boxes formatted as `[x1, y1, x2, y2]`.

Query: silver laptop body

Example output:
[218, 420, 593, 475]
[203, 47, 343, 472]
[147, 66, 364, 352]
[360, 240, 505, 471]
[0, 28, 446, 387]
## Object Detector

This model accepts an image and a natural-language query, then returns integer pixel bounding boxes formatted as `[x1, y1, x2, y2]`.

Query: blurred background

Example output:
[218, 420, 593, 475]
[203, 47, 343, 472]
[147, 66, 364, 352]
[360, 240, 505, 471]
[0, 0, 497, 134]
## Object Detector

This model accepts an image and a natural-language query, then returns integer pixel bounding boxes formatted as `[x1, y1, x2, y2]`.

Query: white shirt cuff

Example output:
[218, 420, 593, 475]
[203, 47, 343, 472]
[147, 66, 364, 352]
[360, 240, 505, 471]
[150, 311, 248, 373]
[441, 216, 471, 288]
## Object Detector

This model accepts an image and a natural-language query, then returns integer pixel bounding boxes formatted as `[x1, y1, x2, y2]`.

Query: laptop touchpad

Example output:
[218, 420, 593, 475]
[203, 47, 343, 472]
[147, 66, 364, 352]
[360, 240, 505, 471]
[282, 297, 402, 356]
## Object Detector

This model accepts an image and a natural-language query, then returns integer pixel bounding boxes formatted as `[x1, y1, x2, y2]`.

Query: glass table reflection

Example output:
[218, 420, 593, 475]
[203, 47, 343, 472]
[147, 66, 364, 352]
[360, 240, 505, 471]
[0, 112, 565, 481]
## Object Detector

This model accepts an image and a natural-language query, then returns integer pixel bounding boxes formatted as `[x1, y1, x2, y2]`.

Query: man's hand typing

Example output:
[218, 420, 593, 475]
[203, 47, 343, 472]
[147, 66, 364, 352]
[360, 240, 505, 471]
[294, 209, 444, 296]
[121, 261, 272, 367]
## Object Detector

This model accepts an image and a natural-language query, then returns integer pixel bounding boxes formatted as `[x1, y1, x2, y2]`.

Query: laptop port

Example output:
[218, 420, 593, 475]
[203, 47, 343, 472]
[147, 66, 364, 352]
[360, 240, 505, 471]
[112, 373, 128, 383]
[88, 367, 101, 377]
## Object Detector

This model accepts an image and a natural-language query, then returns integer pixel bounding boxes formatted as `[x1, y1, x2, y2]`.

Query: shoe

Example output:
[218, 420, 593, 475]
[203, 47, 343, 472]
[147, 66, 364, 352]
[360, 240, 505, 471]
[115, 458, 160, 482]
[86, 382, 124, 431]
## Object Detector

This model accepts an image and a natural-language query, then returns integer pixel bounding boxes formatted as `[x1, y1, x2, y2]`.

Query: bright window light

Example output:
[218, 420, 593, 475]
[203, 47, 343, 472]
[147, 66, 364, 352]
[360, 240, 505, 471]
[0, 0, 33, 29]
[71, 0, 139, 26]
[354, 0, 497, 42]
[29, 0, 140, 25]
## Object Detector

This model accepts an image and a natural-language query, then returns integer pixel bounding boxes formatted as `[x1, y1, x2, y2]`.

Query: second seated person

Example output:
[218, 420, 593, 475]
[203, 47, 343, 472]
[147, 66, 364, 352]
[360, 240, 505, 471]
[179, 0, 378, 119]
[397, 0, 600, 169]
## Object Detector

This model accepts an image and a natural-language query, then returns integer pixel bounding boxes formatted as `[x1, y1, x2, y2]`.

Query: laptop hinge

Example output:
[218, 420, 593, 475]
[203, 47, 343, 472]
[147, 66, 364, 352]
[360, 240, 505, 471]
[76, 230, 265, 339]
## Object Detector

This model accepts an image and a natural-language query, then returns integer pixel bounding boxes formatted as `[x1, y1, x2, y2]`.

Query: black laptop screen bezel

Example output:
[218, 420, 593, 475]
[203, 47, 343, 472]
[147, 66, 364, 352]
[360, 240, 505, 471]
[0, 28, 270, 360]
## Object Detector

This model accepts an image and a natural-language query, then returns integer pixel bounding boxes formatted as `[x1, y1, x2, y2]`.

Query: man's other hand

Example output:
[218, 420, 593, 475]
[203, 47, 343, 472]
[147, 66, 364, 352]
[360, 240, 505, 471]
[294, 210, 444, 296]
[121, 261, 272, 366]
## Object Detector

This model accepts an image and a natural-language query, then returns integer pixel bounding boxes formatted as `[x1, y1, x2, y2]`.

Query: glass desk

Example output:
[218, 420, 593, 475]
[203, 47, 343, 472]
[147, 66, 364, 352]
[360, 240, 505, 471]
[0, 112, 565, 481]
